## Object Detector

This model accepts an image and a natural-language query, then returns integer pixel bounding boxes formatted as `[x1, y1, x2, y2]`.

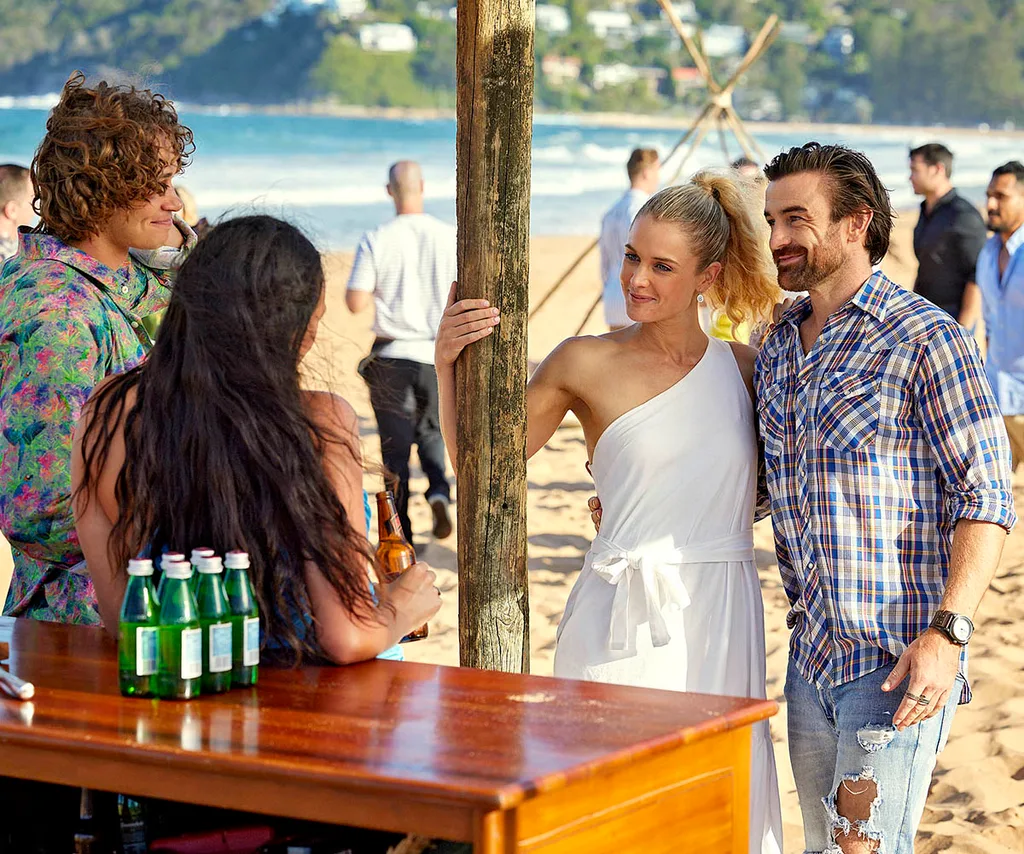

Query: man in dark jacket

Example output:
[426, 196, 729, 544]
[910, 143, 987, 328]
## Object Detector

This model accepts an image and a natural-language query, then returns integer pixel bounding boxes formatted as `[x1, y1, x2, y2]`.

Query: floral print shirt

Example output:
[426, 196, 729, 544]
[0, 229, 193, 624]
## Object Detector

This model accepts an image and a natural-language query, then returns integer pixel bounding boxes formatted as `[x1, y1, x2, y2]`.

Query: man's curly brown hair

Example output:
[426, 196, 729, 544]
[32, 71, 195, 243]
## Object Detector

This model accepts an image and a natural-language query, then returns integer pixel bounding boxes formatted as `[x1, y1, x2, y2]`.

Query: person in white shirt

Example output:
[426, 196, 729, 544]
[346, 161, 456, 546]
[0, 164, 35, 262]
[598, 149, 660, 329]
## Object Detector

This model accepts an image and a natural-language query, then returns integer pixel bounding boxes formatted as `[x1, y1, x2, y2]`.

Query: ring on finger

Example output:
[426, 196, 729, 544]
[904, 690, 924, 702]
[916, 695, 931, 705]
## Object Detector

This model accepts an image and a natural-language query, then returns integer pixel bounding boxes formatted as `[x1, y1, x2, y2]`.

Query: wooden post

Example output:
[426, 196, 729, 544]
[455, 0, 534, 673]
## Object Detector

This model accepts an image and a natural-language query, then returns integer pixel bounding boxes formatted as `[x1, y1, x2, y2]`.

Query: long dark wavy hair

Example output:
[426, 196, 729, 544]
[77, 215, 375, 663]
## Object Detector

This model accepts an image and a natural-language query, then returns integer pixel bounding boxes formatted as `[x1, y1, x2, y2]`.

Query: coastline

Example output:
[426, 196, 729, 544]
[184, 99, 1024, 140]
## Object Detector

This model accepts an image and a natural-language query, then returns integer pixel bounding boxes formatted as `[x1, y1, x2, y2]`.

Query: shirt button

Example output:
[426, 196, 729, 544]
[120, 285, 129, 295]
[131, 321, 139, 328]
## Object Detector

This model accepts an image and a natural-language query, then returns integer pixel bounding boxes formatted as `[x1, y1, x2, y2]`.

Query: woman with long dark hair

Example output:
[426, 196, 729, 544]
[72, 215, 441, 663]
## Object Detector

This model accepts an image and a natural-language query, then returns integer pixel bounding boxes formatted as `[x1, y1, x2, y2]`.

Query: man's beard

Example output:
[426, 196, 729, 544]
[775, 242, 846, 291]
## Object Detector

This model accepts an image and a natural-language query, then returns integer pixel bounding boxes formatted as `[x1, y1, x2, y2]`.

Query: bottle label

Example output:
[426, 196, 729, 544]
[180, 628, 202, 680]
[243, 616, 260, 666]
[135, 626, 157, 676]
[208, 622, 233, 673]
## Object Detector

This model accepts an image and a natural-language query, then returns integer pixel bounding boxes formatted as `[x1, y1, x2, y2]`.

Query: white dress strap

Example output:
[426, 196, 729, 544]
[589, 532, 755, 650]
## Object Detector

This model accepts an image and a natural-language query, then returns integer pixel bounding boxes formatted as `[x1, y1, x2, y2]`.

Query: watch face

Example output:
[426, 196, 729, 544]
[951, 616, 972, 642]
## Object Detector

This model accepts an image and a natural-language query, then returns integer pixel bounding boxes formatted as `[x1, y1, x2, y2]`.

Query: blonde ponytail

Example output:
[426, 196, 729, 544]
[636, 170, 780, 328]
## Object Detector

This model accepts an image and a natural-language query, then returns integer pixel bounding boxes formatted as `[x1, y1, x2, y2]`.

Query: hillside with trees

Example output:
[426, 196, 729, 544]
[0, 0, 1019, 127]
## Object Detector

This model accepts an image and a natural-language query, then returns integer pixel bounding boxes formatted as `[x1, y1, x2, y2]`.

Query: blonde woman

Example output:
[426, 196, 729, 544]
[436, 172, 782, 854]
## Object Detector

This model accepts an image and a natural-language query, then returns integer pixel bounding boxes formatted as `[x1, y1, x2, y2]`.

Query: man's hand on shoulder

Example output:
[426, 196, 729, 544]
[588, 495, 602, 533]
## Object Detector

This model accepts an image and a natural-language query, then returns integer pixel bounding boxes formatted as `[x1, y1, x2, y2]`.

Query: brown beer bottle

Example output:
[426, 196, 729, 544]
[375, 490, 428, 642]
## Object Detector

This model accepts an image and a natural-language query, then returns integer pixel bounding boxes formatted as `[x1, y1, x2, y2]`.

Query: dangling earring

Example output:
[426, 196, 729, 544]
[696, 293, 705, 304]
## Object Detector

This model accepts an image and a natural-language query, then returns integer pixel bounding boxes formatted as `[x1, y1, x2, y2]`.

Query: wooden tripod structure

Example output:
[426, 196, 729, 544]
[658, 3, 781, 184]
[529, 6, 781, 333]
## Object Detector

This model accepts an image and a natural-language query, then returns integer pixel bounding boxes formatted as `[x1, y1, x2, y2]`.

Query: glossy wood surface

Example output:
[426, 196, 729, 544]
[0, 617, 777, 850]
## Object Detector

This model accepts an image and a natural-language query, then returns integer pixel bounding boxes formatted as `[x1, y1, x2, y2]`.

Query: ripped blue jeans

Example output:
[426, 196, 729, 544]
[785, 658, 961, 853]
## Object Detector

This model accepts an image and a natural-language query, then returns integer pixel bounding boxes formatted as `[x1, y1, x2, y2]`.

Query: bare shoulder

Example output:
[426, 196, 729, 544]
[726, 341, 757, 378]
[303, 390, 359, 438]
[543, 331, 627, 372]
[78, 376, 136, 435]
[726, 341, 758, 399]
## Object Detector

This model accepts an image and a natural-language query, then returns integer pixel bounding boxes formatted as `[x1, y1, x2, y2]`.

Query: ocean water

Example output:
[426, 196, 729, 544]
[0, 107, 1019, 250]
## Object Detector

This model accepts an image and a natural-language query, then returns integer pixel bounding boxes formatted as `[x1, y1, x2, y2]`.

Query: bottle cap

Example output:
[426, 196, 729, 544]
[224, 551, 250, 569]
[162, 559, 192, 580]
[190, 547, 215, 565]
[127, 558, 153, 576]
[197, 555, 223, 574]
[161, 552, 185, 571]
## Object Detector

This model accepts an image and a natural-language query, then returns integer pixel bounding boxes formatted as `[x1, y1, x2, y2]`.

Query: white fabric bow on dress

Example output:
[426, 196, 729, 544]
[590, 532, 756, 651]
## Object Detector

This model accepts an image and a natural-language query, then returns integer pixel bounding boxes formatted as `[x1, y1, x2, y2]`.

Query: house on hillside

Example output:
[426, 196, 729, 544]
[359, 22, 418, 52]
[586, 10, 634, 42]
[541, 55, 582, 87]
[332, 0, 368, 17]
[671, 66, 704, 91]
[593, 62, 639, 90]
[536, 4, 571, 35]
[272, 0, 366, 17]
[701, 24, 746, 58]
[637, 17, 696, 42]
[659, 1, 698, 23]
[635, 66, 668, 97]
[778, 22, 817, 46]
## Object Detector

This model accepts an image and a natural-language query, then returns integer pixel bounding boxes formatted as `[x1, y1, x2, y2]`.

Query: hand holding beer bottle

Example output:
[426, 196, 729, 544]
[375, 490, 439, 642]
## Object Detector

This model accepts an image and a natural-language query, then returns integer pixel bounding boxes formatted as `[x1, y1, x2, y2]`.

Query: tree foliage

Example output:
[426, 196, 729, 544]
[312, 36, 426, 108]
[0, 0, 1019, 124]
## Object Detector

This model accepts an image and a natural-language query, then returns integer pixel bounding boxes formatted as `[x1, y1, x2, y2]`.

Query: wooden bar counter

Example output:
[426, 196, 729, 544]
[0, 617, 776, 852]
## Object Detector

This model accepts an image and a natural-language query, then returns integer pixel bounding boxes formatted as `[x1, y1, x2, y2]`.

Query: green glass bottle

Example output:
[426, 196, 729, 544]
[196, 555, 232, 694]
[155, 560, 202, 700]
[154, 551, 185, 605]
[118, 558, 158, 697]
[189, 547, 215, 598]
[223, 550, 259, 686]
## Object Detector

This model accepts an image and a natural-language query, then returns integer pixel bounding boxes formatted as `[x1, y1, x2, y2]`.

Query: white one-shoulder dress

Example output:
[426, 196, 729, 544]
[554, 336, 783, 854]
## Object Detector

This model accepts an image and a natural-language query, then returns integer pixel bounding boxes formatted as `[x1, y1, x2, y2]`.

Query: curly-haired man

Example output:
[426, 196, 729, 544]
[0, 72, 196, 624]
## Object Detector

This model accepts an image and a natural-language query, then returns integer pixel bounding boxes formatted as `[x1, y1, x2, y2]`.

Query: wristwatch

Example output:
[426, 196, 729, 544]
[930, 610, 974, 645]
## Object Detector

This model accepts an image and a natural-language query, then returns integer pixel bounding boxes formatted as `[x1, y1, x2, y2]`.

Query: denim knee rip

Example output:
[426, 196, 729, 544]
[821, 721, 896, 853]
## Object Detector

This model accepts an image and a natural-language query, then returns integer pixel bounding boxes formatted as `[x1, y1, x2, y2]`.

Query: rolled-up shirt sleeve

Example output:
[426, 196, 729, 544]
[914, 323, 1017, 531]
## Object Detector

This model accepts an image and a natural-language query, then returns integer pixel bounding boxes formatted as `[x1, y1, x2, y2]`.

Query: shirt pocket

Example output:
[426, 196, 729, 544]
[757, 378, 789, 459]
[816, 371, 879, 452]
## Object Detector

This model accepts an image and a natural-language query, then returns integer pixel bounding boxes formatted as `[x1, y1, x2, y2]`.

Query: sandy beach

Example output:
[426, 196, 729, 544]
[1, 212, 1022, 852]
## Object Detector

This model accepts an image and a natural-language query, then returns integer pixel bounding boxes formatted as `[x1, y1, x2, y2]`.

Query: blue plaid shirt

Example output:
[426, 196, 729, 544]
[755, 272, 1016, 702]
